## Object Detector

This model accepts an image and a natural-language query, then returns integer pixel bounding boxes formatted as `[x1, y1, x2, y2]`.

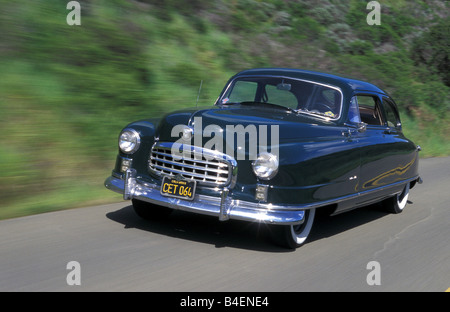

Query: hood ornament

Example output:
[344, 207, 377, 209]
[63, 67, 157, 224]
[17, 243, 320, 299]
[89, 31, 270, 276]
[182, 126, 193, 141]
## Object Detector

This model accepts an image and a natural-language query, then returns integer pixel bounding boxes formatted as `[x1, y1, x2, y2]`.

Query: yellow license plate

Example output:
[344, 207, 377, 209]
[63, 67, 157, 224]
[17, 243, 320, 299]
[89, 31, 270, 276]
[160, 176, 196, 201]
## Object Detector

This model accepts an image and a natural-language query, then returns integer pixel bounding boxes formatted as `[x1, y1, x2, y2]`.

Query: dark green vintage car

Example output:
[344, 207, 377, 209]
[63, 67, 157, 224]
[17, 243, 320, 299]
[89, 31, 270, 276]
[105, 68, 421, 249]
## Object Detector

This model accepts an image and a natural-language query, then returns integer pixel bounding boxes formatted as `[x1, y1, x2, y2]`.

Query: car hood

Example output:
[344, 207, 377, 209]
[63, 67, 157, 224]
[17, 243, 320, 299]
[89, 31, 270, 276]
[156, 104, 340, 143]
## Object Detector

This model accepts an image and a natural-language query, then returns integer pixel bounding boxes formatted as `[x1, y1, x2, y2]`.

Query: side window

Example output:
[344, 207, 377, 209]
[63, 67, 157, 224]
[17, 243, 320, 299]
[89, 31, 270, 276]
[309, 86, 341, 118]
[355, 95, 383, 126]
[383, 98, 401, 128]
[264, 84, 298, 110]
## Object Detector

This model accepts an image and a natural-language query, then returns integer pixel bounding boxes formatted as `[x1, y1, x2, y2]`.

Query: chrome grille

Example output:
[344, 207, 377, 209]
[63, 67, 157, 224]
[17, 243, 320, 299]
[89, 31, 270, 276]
[149, 143, 234, 186]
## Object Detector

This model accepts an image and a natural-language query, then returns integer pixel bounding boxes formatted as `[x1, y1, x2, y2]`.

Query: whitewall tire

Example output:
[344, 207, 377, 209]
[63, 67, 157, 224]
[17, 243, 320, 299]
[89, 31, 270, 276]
[271, 209, 316, 249]
[384, 183, 410, 214]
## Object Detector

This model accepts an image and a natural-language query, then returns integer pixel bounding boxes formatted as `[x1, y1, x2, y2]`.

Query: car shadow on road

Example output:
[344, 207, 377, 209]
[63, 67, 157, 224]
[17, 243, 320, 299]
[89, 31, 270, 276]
[106, 203, 390, 253]
[309, 203, 389, 242]
[106, 204, 281, 252]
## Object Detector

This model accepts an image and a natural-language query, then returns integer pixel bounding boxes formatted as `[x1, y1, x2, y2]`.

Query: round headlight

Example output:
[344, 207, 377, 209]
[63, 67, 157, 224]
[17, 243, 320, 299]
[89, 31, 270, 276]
[119, 128, 141, 154]
[252, 152, 279, 180]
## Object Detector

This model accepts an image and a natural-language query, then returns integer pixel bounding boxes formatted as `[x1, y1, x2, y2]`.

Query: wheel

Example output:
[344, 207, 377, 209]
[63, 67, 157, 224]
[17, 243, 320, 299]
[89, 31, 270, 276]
[384, 183, 410, 214]
[270, 209, 316, 249]
[132, 199, 173, 220]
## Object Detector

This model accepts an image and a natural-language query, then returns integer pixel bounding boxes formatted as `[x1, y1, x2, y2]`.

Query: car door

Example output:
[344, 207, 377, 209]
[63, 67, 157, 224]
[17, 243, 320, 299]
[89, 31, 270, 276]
[353, 93, 419, 200]
[351, 93, 397, 194]
[379, 96, 419, 183]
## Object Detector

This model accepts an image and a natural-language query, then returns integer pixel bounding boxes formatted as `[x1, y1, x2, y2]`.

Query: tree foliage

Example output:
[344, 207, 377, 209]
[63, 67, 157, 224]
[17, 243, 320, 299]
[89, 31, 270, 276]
[411, 19, 450, 86]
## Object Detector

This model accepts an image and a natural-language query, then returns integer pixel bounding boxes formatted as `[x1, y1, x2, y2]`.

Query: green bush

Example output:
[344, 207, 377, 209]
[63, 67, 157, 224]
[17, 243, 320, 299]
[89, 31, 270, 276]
[411, 19, 450, 86]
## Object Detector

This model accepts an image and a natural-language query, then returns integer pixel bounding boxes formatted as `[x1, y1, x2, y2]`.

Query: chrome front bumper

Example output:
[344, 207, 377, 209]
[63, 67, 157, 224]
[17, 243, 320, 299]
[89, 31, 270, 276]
[104, 169, 305, 225]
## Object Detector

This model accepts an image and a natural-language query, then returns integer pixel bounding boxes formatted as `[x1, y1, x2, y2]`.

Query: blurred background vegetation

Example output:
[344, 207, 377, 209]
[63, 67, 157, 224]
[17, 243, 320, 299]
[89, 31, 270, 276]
[0, 0, 449, 219]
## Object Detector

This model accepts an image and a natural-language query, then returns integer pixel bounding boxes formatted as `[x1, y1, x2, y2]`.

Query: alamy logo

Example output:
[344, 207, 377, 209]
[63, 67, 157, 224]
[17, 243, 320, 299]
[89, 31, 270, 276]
[171, 117, 279, 161]
[66, 261, 81, 286]
[66, 1, 81, 26]
[367, 1, 381, 26]
[366, 261, 381, 286]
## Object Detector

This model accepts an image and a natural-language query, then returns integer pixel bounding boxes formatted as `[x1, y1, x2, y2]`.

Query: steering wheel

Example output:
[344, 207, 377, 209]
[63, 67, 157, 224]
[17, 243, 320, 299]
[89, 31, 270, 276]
[313, 102, 334, 113]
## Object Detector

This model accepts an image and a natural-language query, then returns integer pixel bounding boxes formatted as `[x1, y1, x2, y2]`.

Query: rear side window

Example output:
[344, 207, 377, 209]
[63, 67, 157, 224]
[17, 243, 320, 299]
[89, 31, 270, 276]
[383, 97, 401, 128]
[354, 95, 383, 126]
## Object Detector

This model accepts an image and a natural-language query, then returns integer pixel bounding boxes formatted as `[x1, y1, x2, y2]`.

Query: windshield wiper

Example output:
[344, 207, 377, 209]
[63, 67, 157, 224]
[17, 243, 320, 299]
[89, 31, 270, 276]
[220, 102, 240, 105]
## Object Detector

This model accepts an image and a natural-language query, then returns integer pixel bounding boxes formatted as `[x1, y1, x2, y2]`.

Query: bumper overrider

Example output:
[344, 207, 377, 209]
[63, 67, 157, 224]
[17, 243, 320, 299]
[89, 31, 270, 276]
[104, 168, 306, 225]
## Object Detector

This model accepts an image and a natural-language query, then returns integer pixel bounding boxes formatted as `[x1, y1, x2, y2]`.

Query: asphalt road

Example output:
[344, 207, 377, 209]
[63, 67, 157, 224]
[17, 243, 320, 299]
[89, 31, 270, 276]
[1, 157, 449, 292]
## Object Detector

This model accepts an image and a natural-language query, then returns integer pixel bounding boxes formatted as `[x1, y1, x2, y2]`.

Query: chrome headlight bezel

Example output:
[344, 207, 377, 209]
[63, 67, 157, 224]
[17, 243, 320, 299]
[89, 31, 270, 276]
[119, 128, 141, 154]
[252, 152, 279, 180]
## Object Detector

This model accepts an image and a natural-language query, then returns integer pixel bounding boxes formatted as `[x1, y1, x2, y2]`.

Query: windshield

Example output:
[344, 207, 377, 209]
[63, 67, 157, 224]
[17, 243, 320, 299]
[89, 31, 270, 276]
[218, 76, 342, 120]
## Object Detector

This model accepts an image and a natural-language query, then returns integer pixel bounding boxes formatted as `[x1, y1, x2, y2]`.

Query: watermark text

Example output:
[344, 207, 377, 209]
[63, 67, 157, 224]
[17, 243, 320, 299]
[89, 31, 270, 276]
[66, 1, 81, 26]
[171, 117, 279, 161]
[367, 1, 381, 25]
[66, 261, 81, 286]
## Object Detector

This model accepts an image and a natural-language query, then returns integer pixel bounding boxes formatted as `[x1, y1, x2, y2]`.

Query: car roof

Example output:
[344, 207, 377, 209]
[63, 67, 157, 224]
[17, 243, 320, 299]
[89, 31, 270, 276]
[234, 68, 387, 96]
